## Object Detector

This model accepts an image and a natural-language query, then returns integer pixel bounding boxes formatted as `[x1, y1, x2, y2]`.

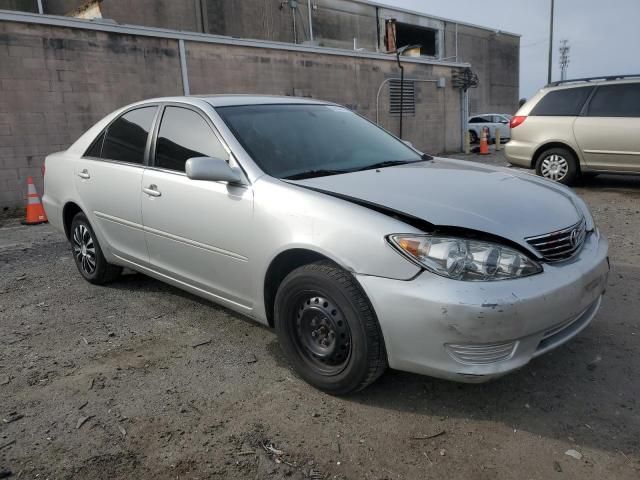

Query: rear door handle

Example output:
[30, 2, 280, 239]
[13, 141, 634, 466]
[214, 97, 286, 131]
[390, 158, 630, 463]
[142, 185, 162, 197]
[78, 169, 90, 179]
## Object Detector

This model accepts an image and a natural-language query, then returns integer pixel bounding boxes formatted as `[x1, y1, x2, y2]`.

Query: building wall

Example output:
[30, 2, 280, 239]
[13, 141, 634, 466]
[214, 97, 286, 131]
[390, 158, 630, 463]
[0, 21, 183, 208]
[12, 0, 520, 114]
[447, 23, 520, 115]
[0, 17, 461, 209]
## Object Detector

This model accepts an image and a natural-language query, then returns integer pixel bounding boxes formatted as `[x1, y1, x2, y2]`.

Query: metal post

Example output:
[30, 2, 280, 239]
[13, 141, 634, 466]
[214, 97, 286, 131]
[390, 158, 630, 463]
[454, 22, 458, 62]
[178, 39, 190, 95]
[307, 0, 314, 42]
[399, 63, 404, 139]
[460, 89, 470, 152]
[495, 128, 501, 151]
[292, 5, 297, 44]
[547, 0, 554, 84]
[36, 0, 44, 14]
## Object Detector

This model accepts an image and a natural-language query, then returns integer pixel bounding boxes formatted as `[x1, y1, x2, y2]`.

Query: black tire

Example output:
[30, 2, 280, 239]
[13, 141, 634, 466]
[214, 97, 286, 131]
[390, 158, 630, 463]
[274, 261, 387, 395]
[469, 130, 478, 144]
[535, 147, 579, 185]
[70, 212, 122, 285]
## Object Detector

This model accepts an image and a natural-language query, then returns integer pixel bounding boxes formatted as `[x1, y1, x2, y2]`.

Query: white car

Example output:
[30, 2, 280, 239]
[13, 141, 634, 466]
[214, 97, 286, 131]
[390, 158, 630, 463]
[468, 114, 512, 143]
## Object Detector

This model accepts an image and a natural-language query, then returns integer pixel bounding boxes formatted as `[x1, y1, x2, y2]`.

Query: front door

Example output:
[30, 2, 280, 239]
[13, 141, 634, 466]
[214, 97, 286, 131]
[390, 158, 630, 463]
[141, 105, 254, 309]
[74, 106, 158, 264]
[574, 83, 640, 171]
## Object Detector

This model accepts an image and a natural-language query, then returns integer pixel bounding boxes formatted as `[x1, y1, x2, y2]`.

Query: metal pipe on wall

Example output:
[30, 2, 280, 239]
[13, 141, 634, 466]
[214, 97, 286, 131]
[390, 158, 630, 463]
[455, 22, 458, 62]
[307, 0, 314, 42]
[178, 39, 190, 95]
[36, 0, 44, 14]
[292, 5, 297, 44]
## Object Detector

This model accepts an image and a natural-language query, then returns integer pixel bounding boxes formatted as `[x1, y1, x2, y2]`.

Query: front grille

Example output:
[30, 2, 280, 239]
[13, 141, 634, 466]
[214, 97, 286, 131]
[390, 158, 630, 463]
[445, 341, 517, 365]
[525, 218, 587, 262]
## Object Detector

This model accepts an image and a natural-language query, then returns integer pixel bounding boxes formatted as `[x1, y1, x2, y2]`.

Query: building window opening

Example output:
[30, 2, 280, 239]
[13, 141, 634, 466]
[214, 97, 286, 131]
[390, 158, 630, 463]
[385, 20, 438, 57]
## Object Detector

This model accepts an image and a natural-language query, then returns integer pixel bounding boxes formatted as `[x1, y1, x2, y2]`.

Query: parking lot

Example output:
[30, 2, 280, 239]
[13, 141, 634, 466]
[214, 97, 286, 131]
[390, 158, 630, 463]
[1, 155, 639, 480]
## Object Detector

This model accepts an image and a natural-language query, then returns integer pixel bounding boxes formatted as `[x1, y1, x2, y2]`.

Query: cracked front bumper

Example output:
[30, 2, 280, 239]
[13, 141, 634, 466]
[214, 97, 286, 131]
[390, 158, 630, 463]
[356, 232, 609, 382]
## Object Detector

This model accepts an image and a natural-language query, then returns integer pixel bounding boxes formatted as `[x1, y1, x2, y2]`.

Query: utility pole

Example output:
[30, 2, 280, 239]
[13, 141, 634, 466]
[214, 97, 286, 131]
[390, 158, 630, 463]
[559, 39, 570, 81]
[547, 0, 555, 84]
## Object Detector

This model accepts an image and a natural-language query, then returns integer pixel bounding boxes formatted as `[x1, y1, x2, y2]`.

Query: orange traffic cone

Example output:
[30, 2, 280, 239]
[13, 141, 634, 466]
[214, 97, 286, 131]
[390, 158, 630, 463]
[22, 176, 48, 225]
[479, 127, 490, 155]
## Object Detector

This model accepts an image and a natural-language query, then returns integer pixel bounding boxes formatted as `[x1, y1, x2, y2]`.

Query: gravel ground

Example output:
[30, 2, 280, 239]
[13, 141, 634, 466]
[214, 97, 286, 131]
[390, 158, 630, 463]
[1, 154, 639, 479]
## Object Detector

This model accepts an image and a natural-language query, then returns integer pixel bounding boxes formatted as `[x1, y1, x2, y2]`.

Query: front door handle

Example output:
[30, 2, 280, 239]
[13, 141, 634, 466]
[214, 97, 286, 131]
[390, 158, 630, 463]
[142, 185, 162, 197]
[77, 169, 90, 179]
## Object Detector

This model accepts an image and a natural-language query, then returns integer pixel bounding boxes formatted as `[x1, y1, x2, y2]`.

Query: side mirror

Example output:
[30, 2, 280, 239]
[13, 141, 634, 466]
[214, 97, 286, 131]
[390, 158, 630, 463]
[185, 157, 243, 184]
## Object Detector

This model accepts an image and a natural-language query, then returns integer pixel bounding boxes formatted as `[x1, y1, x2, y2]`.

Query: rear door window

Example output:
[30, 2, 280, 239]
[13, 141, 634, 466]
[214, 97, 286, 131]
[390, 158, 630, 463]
[101, 107, 157, 164]
[587, 83, 640, 117]
[154, 106, 229, 172]
[530, 86, 594, 116]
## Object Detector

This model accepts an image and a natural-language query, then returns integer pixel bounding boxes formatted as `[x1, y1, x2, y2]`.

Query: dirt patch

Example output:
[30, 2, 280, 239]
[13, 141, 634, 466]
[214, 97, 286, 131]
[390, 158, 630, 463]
[1, 163, 639, 479]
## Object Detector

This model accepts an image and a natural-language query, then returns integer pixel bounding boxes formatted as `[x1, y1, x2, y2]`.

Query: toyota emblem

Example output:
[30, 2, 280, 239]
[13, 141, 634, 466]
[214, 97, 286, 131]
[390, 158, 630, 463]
[569, 228, 580, 248]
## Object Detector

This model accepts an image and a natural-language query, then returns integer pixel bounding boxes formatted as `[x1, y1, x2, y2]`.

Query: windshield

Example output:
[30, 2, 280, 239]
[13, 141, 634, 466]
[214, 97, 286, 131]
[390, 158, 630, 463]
[215, 104, 424, 179]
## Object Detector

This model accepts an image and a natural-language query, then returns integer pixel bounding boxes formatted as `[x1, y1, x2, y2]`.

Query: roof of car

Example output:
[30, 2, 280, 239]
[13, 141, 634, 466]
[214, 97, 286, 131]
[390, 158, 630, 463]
[131, 95, 335, 109]
[197, 95, 333, 107]
[543, 77, 640, 91]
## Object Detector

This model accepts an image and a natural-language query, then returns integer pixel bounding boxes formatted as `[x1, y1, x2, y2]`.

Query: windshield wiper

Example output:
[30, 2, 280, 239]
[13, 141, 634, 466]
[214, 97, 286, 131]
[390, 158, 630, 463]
[283, 169, 347, 180]
[352, 160, 417, 172]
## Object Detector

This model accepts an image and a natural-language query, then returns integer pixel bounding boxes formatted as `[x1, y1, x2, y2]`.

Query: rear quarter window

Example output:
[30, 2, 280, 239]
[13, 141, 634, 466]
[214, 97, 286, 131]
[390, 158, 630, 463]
[530, 86, 594, 116]
[587, 83, 640, 117]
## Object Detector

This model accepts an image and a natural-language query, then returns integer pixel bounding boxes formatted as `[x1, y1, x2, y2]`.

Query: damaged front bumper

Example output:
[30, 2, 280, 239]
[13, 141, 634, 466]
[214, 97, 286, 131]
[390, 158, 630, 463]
[356, 232, 609, 383]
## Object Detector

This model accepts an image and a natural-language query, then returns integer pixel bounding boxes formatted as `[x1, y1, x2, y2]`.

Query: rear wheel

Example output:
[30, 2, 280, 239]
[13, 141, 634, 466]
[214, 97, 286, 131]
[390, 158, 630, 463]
[70, 212, 122, 284]
[274, 261, 386, 395]
[535, 147, 578, 185]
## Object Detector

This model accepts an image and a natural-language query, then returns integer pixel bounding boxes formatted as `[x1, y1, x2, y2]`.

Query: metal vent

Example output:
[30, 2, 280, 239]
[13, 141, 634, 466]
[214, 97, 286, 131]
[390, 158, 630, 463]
[525, 218, 587, 263]
[389, 80, 415, 116]
[445, 341, 517, 365]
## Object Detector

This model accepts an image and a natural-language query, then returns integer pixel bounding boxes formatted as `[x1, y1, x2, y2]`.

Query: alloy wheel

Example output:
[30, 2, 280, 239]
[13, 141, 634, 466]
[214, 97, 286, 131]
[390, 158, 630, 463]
[540, 154, 569, 181]
[72, 224, 97, 275]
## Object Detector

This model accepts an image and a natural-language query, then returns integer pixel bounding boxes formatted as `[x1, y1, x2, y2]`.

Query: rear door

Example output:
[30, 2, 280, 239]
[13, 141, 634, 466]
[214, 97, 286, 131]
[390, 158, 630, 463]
[141, 104, 254, 308]
[74, 106, 158, 264]
[573, 83, 640, 171]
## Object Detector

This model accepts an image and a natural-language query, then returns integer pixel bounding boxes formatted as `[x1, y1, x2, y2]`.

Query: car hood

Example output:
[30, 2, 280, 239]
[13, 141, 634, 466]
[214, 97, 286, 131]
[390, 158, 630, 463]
[290, 157, 583, 250]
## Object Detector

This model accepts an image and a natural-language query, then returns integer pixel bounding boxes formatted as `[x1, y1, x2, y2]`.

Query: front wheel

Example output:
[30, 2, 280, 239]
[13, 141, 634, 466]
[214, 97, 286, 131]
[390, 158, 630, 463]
[70, 212, 122, 284]
[274, 261, 387, 395]
[469, 130, 479, 144]
[535, 147, 579, 185]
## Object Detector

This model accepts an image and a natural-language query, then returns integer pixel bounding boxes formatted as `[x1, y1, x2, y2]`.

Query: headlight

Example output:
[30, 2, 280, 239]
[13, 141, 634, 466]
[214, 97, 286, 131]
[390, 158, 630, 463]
[388, 234, 542, 281]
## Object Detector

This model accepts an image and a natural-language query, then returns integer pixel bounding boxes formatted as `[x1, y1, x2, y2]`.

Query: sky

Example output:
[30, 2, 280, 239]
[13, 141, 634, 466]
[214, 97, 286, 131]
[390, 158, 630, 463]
[375, 0, 640, 99]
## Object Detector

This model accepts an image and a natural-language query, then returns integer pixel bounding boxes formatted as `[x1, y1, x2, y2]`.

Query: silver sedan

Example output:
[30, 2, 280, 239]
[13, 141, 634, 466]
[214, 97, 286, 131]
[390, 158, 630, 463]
[42, 96, 609, 394]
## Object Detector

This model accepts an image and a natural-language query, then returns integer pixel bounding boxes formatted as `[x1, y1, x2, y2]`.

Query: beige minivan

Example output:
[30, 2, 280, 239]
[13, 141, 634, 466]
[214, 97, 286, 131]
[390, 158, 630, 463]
[506, 76, 640, 185]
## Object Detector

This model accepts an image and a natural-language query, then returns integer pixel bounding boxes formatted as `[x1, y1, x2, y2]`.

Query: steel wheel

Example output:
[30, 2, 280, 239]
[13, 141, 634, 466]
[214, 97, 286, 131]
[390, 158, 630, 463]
[274, 261, 387, 394]
[540, 154, 569, 181]
[294, 294, 352, 375]
[73, 224, 97, 275]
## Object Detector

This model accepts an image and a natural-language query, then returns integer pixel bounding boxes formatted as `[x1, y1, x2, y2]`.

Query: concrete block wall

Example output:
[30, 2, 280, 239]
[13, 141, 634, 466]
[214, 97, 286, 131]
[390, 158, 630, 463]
[186, 42, 460, 153]
[446, 23, 520, 115]
[0, 21, 183, 209]
[0, 17, 461, 209]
